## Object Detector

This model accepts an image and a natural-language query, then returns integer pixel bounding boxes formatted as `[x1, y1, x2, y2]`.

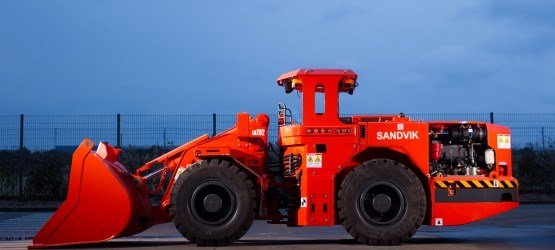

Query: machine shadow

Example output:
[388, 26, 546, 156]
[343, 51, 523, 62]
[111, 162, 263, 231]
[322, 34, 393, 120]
[48, 241, 191, 249]
[45, 237, 470, 248]
[235, 237, 469, 246]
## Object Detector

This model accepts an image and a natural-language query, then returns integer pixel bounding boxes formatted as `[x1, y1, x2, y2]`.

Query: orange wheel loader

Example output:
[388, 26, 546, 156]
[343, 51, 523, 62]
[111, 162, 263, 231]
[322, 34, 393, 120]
[31, 69, 518, 248]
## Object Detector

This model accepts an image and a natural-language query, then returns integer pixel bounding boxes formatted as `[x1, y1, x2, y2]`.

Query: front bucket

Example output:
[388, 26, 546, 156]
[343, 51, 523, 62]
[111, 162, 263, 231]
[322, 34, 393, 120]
[31, 139, 152, 248]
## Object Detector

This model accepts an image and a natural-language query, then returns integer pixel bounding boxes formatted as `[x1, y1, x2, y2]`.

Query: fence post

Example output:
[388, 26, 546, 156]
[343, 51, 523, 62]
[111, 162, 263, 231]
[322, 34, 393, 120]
[117, 114, 121, 148]
[19, 114, 24, 150]
[541, 127, 545, 150]
[19, 114, 24, 198]
[489, 112, 494, 124]
[212, 113, 217, 137]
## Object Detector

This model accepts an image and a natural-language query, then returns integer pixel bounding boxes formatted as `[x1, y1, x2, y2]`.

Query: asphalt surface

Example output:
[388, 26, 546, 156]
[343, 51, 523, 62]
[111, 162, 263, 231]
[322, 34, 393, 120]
[1, 204, 554, 249]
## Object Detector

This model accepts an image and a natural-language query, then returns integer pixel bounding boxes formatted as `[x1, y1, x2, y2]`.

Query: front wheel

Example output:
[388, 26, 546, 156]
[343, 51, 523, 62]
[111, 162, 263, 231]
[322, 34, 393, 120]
[169, 159, 256, 246]
[337, 159, 426, 245]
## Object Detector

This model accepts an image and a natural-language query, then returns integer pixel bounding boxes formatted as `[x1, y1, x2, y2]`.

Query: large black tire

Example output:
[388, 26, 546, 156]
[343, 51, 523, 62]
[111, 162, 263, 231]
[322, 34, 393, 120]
[169, 159, 256, 246]
[337, 159, 426, 245]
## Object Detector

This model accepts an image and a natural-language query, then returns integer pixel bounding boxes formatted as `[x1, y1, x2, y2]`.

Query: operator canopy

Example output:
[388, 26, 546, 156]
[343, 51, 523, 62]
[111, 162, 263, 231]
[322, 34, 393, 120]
[276, 69, 358, 95]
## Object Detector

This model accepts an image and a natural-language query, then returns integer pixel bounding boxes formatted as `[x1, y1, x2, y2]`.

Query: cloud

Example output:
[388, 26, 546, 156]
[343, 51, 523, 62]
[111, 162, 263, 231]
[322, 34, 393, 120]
[419, 45, 501, 83]
[321, 4, 367, 23]
[482, 0, 555, 27]
[461, 0, 555, 57]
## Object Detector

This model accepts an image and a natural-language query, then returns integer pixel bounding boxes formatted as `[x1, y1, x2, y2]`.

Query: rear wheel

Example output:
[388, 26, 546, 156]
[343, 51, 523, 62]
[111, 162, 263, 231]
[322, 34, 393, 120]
[337, 159, 426, 245]
[169, 159, 256, 246]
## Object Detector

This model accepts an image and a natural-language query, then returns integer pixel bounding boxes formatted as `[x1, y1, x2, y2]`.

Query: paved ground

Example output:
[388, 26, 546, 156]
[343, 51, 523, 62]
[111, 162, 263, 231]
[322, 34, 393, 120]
[1, 204, 554, 249]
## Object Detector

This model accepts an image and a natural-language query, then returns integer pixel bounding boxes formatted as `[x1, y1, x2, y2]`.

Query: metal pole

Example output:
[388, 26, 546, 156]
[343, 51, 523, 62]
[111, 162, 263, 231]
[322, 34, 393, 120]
[19, 114, 24, 150]
[541, 127, 545, 150]
[163, 128, 167, 148]
[54, 128, 58, 148]
[19, 114, 24, 198]
[212, 113, 217, 137]
[489, 112, 494, 124]
[117, 114, 121, 148]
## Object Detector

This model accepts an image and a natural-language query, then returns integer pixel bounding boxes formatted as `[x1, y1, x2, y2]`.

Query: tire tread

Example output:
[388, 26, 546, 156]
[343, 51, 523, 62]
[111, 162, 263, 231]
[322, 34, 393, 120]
[337, 159, 426, 246]
[169, 159, 256, 246]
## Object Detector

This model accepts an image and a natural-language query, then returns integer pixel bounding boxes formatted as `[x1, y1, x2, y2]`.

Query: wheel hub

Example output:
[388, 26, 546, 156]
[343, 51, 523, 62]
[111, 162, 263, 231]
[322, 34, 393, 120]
[358, 180, 406, 226]
[372, 194, 392, 213]
[190, 180, 236, 226]
[203, 194, 223, 213]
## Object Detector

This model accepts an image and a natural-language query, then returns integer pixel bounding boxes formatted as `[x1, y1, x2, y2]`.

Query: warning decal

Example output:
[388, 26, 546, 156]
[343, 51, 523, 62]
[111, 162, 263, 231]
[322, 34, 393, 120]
[307, 153, 322, 168]
[497, 134, 511, 149]
[301, 197, 307, 207]
[435, 218, 443, 226]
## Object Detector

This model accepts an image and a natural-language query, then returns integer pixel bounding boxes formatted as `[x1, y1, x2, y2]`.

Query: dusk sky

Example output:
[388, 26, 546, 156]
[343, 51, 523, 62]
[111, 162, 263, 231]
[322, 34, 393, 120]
[1, 0, 554, 115]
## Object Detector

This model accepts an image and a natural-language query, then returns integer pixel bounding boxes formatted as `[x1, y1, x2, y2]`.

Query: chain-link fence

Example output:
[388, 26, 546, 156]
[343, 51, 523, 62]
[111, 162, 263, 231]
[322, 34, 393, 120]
[0, 115, 20, 151]
[0, 114, 237, 151]
[1, 113, 554, 151]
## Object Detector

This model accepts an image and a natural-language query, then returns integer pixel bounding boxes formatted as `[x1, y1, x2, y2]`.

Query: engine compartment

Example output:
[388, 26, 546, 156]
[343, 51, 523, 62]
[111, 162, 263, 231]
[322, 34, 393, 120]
[429, 123, 496, 176]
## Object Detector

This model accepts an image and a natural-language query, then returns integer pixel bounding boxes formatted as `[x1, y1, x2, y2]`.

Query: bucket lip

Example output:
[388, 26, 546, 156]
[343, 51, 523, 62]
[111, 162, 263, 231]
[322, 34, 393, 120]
[29, 235, 117, 249]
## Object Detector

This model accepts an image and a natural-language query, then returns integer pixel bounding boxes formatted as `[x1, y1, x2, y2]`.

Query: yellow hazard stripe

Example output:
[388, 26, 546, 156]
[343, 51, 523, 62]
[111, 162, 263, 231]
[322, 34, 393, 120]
[459, 180, 472, 188]
[472, 180, 484, 188]
[436, 181, 448, 188]
[483, 180, 494, 188]
[434, 180, 518, 189]
[448, 181, 458, 188]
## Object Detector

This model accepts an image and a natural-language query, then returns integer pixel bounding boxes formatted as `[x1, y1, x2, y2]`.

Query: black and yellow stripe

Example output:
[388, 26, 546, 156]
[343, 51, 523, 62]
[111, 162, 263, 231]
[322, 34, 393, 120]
[434, 180, 518, 189]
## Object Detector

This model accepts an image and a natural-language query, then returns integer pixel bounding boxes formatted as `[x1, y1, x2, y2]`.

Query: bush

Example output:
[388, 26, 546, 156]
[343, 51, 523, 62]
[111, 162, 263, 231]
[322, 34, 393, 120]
[1, 145, 554, 200]
[0, 149, 71, 200]
[513, 146, 555, 193]
[118, 146, 168, 173]
[0, 146, 168, 200]
[23, 150, 70, 199]
[0, 150, 27, 199]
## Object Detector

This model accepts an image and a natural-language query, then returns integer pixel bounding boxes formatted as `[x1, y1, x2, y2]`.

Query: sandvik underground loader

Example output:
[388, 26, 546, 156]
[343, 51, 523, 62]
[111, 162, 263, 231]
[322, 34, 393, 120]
[32, 69, 518, 248]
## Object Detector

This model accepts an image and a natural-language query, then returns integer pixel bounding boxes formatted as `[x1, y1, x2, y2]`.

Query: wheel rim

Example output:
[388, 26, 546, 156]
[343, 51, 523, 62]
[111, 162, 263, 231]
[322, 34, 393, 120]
[358, 180, 406, 226]
[190, 180, 236, 226]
